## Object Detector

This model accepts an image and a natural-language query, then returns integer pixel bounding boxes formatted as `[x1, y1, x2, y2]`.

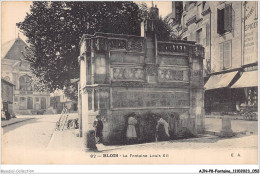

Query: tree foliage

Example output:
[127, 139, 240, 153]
[137, 3, 173, 41]
[17, 2, 172, 100]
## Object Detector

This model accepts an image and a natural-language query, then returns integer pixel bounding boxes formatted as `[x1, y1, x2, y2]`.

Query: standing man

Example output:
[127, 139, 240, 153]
[93, 115, 103, 144]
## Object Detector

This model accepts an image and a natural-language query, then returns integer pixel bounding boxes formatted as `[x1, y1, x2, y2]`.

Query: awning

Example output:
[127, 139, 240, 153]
[231, 71, 258, 88]
[204, 71, 238, 90]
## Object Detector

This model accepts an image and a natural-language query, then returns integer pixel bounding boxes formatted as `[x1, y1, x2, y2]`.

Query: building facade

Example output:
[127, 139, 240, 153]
[78, 7, 205, 145]
[1, 37, 50, 115]
[169, 1, 258, 114]
[1, 78, 15, 116]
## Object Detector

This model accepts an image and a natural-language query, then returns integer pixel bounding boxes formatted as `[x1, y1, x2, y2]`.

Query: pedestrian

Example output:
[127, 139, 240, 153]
[126, 112, 138, 144]
[156, 115, 170, 141]
[1, 110, 6, 120]
[93, 115, 103, 144]
[4, 109, 11, 120]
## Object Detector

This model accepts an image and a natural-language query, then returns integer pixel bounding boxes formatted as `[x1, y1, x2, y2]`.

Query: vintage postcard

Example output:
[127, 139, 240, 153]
[1, 1, 258, 169]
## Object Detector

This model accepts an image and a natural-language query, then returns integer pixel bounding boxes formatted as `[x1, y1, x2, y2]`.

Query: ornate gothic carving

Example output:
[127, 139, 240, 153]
[120, 81, 144, 88]
[108, 39, 127, 50]
[145, 64, 159, 76]
[158, 69, 184, 81]
[127, 37, 145, 52]
[194, 45, 205, 58]
[112, 91, 189, 109]
[112, 68, 144, 81]
[95, 37, 107, 51]
[158, 42, 188, 54]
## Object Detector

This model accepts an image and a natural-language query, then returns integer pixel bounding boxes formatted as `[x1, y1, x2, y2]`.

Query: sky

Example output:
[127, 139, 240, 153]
[1, 1, 172, 44]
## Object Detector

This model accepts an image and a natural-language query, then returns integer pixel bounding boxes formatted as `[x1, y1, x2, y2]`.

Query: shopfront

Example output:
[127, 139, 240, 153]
[231, 63, 258, 111]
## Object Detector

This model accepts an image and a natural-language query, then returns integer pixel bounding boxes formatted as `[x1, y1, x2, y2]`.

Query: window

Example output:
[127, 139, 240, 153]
[14, 97, 18, 102]
[197, 3, 202, 19]
[196, 29, 202, 44]
[219, 40, 232, 69]
[217, 4, 232, 35]
[95, 56, 106, 74]
[41, 97, 46, 109]
[183, 37, 187, 41]
[36, 97, 39, 102]
[27, 97, 33, 109]
[19, 75, 32, 91]
[19, 97, 26, 110]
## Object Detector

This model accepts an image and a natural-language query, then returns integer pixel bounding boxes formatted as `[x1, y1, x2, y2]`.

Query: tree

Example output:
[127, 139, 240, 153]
[17, 1, 142, 98]
[17, 2, 172, 100]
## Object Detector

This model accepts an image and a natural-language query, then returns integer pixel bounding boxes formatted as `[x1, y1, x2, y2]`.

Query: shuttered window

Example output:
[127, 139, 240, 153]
[196, 29, 202, 44]
[217, 9, 224, 34]
[217, 4, 232, 35]
[224, 5, 232, 32]
[220, 40, 232, 69]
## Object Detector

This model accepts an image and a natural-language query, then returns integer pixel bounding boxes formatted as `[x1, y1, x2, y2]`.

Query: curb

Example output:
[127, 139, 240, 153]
[1, 118, 35, 128]
[46, 130, 60, 150]
[205, 130, 248, 136]
[205, 116, 244, 120]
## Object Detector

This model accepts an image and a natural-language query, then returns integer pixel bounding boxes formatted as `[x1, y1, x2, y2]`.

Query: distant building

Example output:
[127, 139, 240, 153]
[1, 78, 15, 116]
[50, 90, 77, 114]
[1, 37, 50, 115]
[168, 1, 258, 114]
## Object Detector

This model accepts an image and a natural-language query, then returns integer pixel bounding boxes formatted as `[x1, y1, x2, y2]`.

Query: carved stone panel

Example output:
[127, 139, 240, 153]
[145, 64, 159, 76]
[158, 68, 189, 82]
[112, 67, 144, 81]
[112, 90, 190, 109]
[108, 39, 127, 50]
[126, 37, 145, 52]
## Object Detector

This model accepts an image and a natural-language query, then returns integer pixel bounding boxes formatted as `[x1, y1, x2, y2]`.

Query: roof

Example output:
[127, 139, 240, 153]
[1, 37, 28, 59]
[1, 78, 15, 86]
[1, 39, 16, 59]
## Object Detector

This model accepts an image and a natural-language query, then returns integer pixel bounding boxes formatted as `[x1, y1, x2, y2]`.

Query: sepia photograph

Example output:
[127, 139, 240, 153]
[1, 0, 259, 172]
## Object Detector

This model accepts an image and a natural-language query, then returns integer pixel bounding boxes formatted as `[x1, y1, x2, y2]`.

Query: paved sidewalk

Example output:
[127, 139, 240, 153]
[1, 117, 35, 127]
[205, 118, 258, 135]
[205, 114, 244, 120]
[46, 116, 258, 153]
